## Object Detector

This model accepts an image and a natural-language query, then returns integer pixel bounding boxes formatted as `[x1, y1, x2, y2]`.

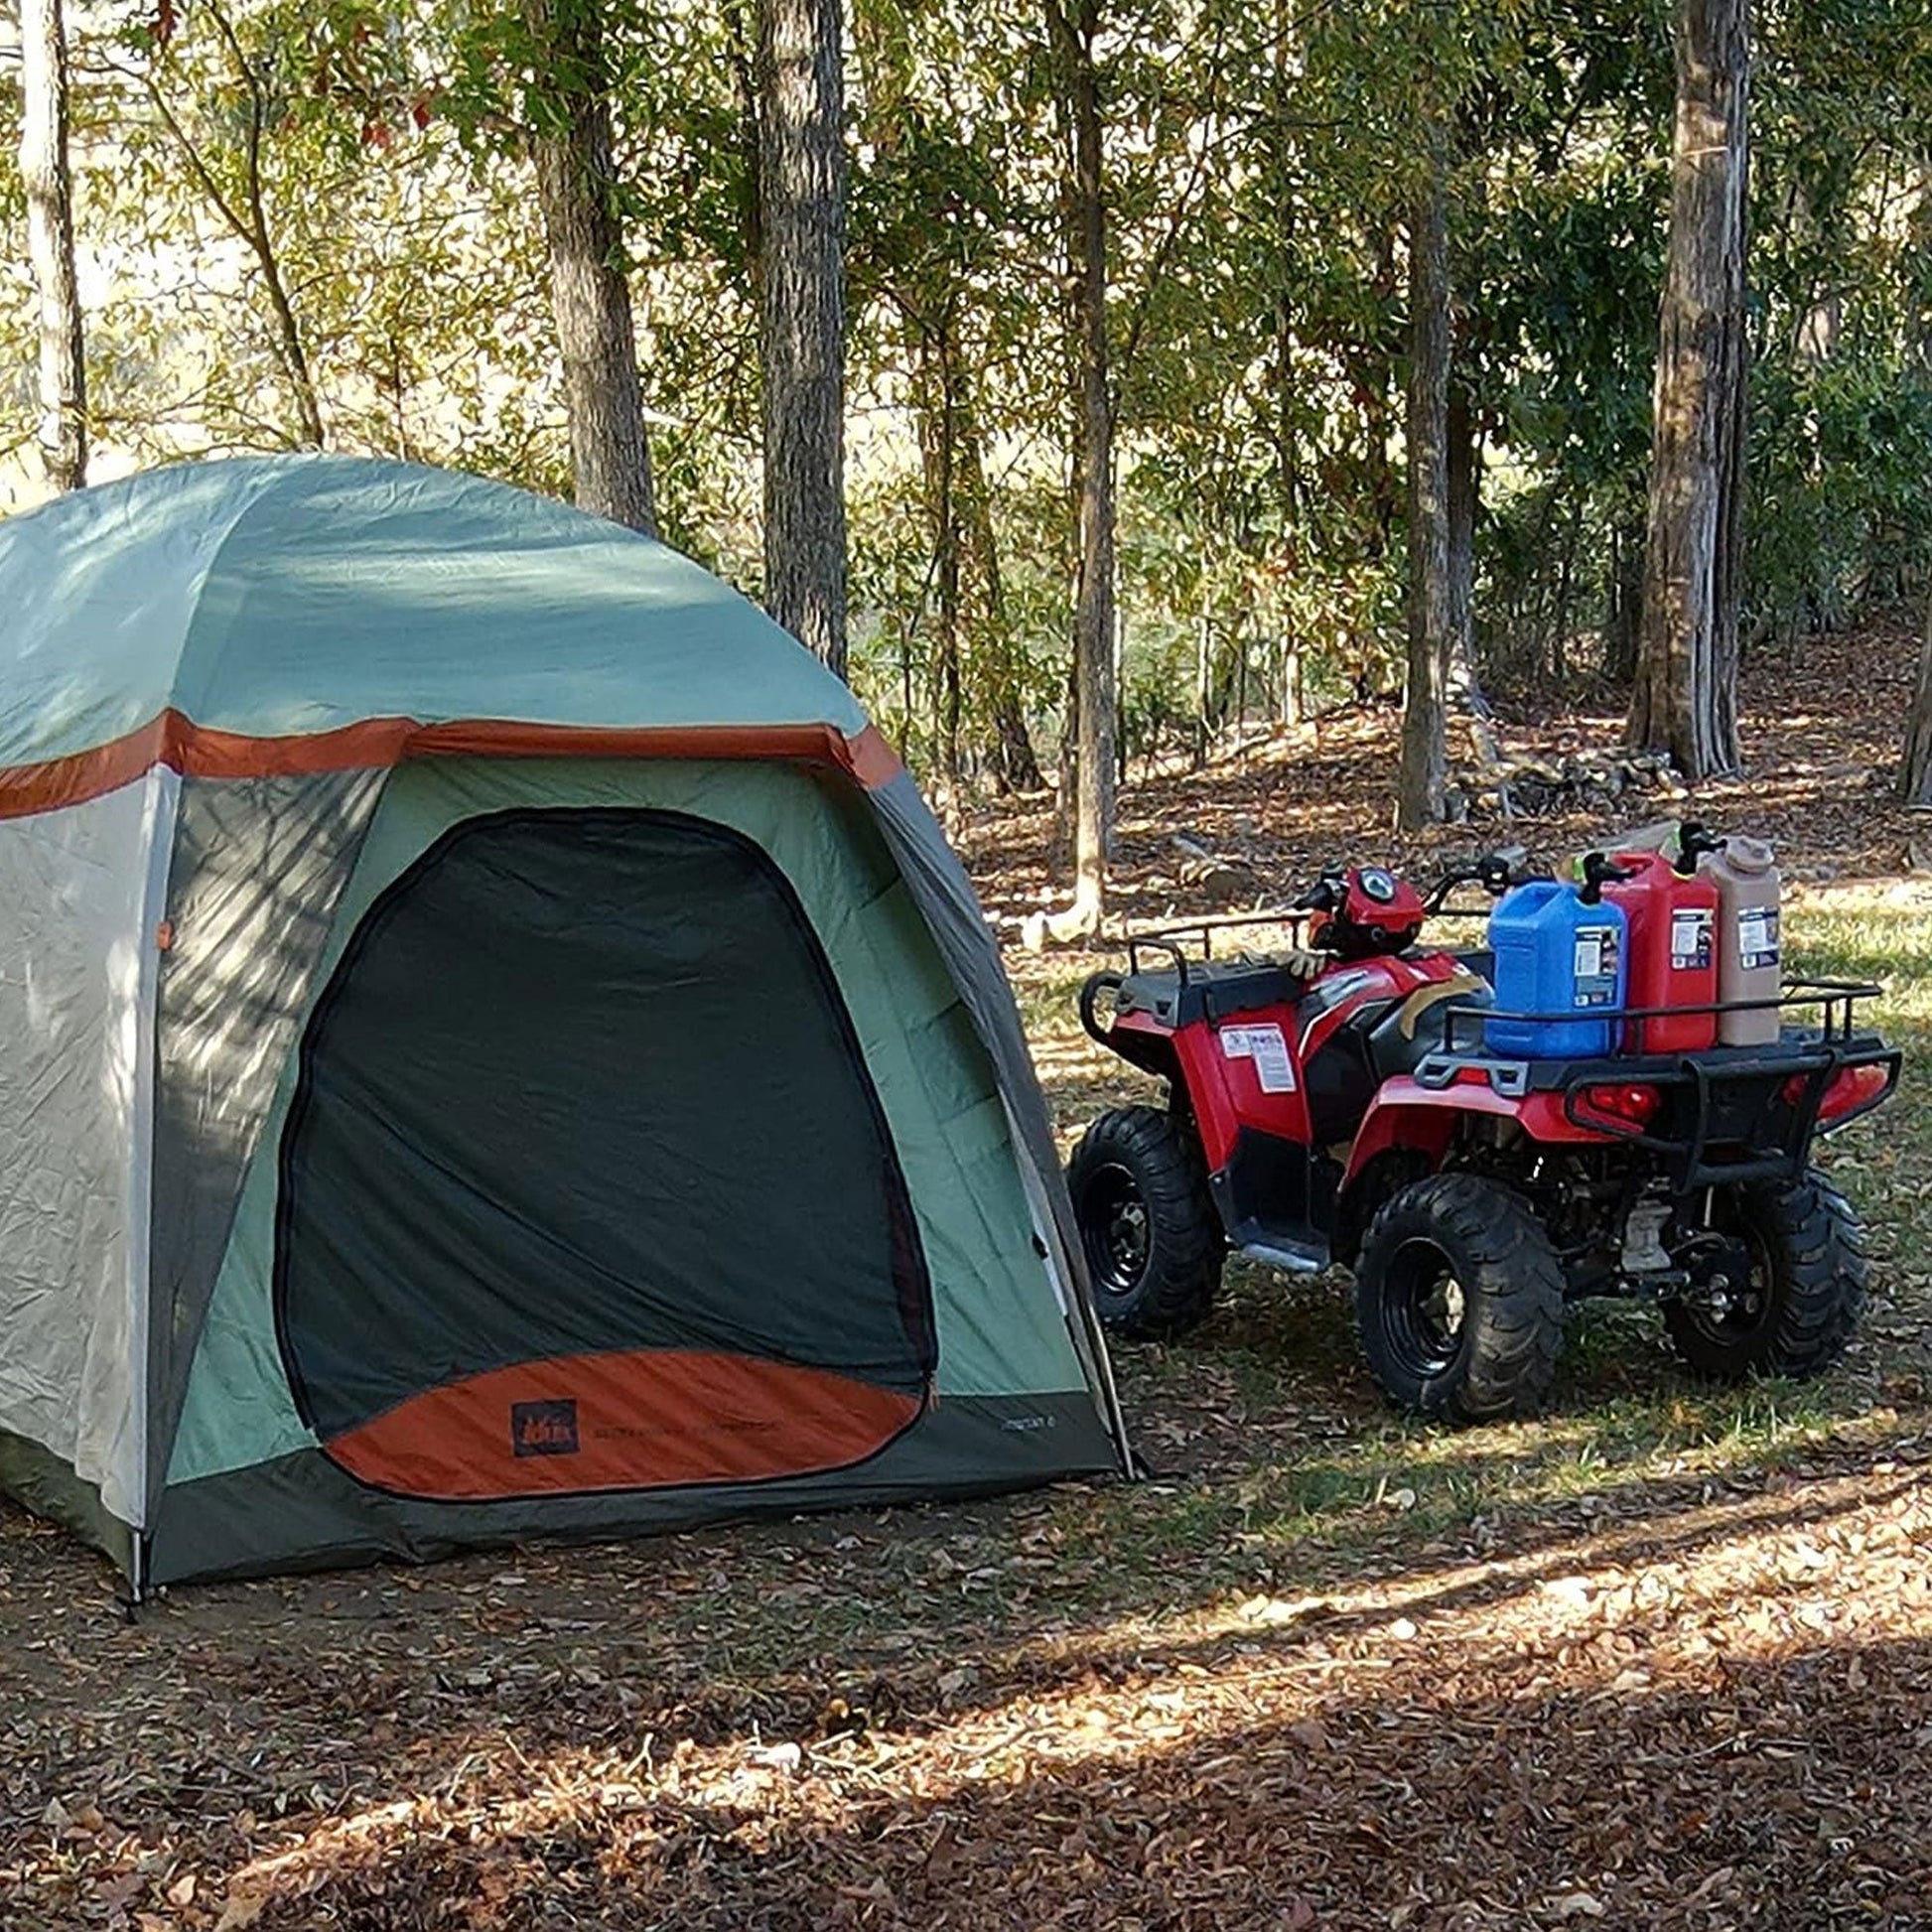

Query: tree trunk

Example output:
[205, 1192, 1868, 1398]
[1193, 614, 1212, 764]
[1911, 159, 1932, 373]
[1398, 152, 1452, 832]
[525, 0, 654, 534]
[1280, 632, 1304, 729]
[1551, 504, 1578, 682]
[1446, 382, 1489, 717]
[988, 689, 1042, 793]
[757, 0, 848, 674]
[1361, 226, 1402, 563]
[1049, 0, 1115, 926]
[1629, 0, 1748, 779]
[914, 324, 964, 786]
[955, 397, 1041, 791]
[20, 0, 85, 492]
[1900, 590, 1932, 805]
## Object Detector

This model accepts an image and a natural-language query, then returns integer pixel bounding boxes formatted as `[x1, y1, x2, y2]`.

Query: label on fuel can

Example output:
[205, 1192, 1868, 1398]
[1671, 906, 1715, 971]
[1738, 906, 1780, 971]
[1572, 925, 1621, 1008]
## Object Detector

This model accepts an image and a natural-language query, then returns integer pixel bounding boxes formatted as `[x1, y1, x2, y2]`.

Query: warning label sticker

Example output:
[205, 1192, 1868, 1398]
[1573, 925, 1622, 1008]
[1738, 906, 1781, 972]
[1671, 906, 1715, 971]
[1220, 1023, 1297, 1093]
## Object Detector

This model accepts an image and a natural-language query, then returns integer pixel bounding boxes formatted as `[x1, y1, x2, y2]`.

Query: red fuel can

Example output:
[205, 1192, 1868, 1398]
[1603, 850, 1720, 1053]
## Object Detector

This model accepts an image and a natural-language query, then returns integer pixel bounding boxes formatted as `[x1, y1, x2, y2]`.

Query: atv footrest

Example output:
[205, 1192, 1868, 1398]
[1209, 1128, 1337, 1275]
[1237, 1233, 1328, 1274]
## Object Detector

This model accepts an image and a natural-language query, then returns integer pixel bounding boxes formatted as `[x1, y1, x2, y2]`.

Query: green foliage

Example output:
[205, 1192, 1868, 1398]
[1748, 354, 1932, 638]
[1, 0, 1929, 749]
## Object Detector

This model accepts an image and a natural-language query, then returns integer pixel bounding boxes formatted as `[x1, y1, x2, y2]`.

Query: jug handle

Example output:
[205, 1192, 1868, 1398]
[1677, 821, 1726, 874]
[1579, 851, 1635, 904]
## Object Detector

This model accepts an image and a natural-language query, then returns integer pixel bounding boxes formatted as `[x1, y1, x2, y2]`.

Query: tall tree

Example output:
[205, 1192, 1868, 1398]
[1901, 594, 1932, 806]
[1048, 0, 1114, 926]
[1398, 143, 1452, 830]
[757, 0, 847, 672]
[1629, 0, 1749, 778]
[143, 0, 325, 450]
[1445, 382, 1488, 716]
[524, 0, 657, 534]
[20, 0, 86, 491]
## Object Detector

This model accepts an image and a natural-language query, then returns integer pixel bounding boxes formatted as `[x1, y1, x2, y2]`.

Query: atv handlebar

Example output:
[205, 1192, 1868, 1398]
[1294, 867, 1348, 913]
[1423, 853, 1517, 914]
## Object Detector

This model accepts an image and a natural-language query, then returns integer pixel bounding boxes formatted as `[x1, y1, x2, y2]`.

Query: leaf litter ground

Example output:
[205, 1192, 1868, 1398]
[4, 633, 1931, 1930]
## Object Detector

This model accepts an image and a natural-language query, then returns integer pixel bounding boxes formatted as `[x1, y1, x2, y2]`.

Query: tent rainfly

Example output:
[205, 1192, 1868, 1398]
[0, 456, 1128, 1589]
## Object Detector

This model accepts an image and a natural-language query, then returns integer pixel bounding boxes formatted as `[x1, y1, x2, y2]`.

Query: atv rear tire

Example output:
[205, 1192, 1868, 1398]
[1354, 1173, 1564, 1422]
[1662, 1170, 1867, 1382]
[1066, 1106, 1223, 1340]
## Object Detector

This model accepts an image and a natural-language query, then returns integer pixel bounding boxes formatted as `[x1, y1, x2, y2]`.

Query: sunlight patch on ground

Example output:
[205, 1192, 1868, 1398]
[201, 1465, 1932, 1927]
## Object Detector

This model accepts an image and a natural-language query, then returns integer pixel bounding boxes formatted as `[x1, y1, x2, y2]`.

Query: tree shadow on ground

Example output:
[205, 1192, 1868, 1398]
[197, 1619, 1932, 1931]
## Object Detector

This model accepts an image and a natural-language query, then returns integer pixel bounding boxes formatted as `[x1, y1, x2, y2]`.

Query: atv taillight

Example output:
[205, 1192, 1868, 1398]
[1805, 1062, 1890, 1122]
[1577, 1082, 1663, 1130]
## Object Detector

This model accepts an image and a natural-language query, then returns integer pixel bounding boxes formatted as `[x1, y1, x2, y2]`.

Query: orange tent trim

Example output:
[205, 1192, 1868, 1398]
[0, 712, 902, 819]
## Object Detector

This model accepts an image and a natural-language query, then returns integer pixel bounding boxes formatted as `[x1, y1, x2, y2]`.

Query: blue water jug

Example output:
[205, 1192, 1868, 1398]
[1485, 870, 1628, 1058]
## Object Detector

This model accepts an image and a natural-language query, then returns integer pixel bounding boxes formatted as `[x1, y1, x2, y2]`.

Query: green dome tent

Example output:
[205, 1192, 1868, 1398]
[0, 456, 1127, 1588]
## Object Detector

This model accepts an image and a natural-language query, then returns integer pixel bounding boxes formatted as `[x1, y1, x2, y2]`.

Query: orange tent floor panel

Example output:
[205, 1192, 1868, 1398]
[322, 1348, 924, 1501]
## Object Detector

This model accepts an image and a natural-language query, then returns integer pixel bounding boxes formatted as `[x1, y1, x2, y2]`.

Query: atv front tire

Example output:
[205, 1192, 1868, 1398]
[1354, 1173, 1564, 1422]
[1066, 1106, 1224, 1340]
[1662, 1170, 1867, 1382]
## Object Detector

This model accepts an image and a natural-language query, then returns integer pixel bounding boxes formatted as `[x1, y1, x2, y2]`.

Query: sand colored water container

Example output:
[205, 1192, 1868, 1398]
[1698, 835, 1782, 1045]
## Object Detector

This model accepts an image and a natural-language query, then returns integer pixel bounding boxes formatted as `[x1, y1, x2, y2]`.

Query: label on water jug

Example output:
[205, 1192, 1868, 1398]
[1572, 925, 1621, 1008]
[1671, 907, 1715, 972]
[1738, 906, 1780, 971]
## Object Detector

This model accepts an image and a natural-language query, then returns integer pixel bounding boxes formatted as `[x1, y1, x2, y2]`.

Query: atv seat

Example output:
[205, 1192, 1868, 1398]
[1114, 957, 1309, 1030]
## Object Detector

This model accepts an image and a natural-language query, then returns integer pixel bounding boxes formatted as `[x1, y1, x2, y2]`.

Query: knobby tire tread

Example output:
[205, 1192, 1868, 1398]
[1355, 1173, 1565, 1424]
[1067, 1106, 1224, 1340]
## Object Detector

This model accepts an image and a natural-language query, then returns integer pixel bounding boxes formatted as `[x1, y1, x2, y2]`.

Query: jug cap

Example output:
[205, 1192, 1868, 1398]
[1719, 833, 1775, 875]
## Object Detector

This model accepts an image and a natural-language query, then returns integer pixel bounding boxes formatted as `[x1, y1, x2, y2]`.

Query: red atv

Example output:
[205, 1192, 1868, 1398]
[1069, 859, 1899, 1421]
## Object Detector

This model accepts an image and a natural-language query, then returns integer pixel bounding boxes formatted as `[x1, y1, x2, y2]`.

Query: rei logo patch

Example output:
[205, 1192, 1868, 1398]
[511, 1398, 579, 1457]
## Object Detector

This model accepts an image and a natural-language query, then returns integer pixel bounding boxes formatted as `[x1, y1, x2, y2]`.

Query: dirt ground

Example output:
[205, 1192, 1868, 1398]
[3, 633, 1930, 1930]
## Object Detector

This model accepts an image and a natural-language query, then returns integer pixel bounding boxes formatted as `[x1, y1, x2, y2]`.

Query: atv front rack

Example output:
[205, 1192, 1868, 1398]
[1438, 977, 1885, 1056]
[1424, 978, 1899, 1192]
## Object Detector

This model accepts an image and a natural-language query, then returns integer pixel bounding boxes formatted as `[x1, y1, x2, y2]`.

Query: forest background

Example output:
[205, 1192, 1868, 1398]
[5, 0, 1932, 903]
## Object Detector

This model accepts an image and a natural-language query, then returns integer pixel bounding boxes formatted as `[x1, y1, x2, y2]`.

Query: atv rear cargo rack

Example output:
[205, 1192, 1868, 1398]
[1120, 909, 1315, 982]
[1080, 912, 1328, 1040]
[1422, 978, 1899, 1192]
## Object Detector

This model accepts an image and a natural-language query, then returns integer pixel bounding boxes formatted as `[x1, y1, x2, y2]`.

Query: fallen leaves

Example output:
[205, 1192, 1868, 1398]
[6, 1461, 1928, 1929]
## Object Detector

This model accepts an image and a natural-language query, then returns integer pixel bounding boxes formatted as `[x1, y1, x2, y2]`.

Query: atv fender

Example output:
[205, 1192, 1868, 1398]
[1080, 974, 1183, 1083]
[1343, 1075, 1599, 1187]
